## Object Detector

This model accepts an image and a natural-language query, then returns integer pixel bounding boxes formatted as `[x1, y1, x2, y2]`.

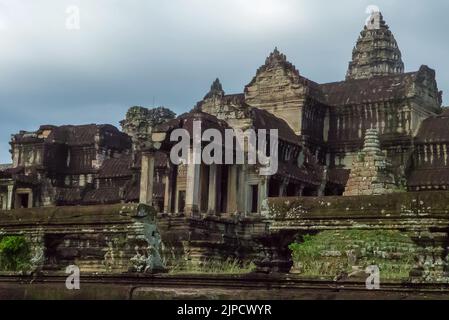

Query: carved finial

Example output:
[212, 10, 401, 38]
[211, 78, 222, 91]
[204, 78, 224, 99]
[265, 47, 288, 66]
[366, 11, 388, 30]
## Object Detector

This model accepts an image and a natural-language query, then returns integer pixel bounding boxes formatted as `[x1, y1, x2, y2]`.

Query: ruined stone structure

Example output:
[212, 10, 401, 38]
[0, 11, 449, 289]
[266, 191, 449, 282]
[139, 10, 446, 216]
[0, 204, 165, 274]
[0, 107, 175, 211]
[0, 11, 447, 213]
[344, 129, 398, 196]
[120, 106, 176, 153]
[0, 124, 132, 210]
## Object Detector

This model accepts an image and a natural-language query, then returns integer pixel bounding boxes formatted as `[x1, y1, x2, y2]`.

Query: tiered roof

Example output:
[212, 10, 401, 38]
[346, 11, 404, 80]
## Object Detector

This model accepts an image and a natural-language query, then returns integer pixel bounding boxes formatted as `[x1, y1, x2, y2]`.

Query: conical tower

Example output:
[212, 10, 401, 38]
[344, 129, 398, 196]
[346, 11, 404, 80]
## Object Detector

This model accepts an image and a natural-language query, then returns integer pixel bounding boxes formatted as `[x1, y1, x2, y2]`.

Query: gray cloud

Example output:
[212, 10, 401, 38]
[1, 0, 448, 163]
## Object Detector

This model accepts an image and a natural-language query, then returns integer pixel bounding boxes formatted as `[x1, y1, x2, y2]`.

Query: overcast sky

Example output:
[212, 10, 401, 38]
[0, 0, 448, 163]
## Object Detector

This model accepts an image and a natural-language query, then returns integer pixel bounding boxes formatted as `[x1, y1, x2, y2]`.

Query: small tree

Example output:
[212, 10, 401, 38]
[0, 236, 31, 271]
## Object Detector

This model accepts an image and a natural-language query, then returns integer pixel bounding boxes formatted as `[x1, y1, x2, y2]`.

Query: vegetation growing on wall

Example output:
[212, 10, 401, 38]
[167, 257, 256, 275]
[289, 230, 417, 281]
[0, 236, 31, 271]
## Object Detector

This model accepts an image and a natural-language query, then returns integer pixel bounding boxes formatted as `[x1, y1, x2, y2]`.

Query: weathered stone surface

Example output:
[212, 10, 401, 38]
[0, 204, 165, 274]
[344, 129, 398, 196]
[266, 191, 449, 282]
[120, 106, 176, 151]
[346, 11, 404, 80]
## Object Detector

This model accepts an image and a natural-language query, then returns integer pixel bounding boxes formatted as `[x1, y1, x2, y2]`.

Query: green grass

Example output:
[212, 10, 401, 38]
[167, 257, 256, 275]
[289, 230, 417, 280]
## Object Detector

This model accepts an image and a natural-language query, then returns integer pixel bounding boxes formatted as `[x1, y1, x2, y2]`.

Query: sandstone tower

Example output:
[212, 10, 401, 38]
[344, 129, 398, 196]
[346, 11, 404, 80]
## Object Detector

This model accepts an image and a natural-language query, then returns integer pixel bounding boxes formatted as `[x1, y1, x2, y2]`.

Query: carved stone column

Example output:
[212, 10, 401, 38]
[185, 151, 201, 217]
[140, 152, 155, 206]
[207, 164, 218, 215]
[7, 184, 14, 210]
[237, 165, 248, 214]
[227, 166, 238, 214]
[163, 167, 175, 214]
[258, 177, 268, 214]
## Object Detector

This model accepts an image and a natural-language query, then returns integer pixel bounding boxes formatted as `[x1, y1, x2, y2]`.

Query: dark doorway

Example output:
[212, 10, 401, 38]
[302, 187, 317, 197]
[324, 184, 345, 196]
[251, 185, 259, 213]
[18, 194, 29, 208]
[268, 179, 280, 197]
[286, 183, 297, 197]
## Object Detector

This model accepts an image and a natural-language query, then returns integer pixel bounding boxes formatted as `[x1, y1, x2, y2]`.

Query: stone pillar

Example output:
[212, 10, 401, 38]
[140, 152, 155, 205]
[1, 194, 5, 210]
[185, 152, 201, 216]
[207, 164, 218, 215]
[163, 169, 174, 214]
[28, 191, 33, 208]
[258, 178, 268, 214]
[237, 165, 248, 214]
[7, 184, 14, 210]
[227, 166, 238, 214]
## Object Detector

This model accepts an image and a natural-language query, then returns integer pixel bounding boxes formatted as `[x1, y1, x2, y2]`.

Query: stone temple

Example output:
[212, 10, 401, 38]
[0, 11, 447, 214]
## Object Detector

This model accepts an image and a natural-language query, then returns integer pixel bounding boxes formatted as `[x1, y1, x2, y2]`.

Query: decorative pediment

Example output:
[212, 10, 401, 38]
[244, 48, 309, 105]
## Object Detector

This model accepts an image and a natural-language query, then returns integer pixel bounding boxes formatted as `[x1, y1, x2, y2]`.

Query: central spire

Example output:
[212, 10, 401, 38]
[365, 11, 388, 30]
[346, 11, 404, 80]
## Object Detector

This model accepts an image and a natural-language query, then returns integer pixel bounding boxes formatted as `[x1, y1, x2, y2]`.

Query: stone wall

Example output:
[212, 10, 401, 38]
[289, 230, 418, 281]
[2, 190, 449, 284]
[266, 191, 449, 283]
[0, 204, 165, 274]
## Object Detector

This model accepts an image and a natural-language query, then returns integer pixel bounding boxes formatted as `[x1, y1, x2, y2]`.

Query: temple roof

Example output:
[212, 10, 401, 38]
[245, 47, 301, 89]
[47, 124, 131, 148]
[154, 111, 230, 137]
[250, 108, 301, 145]
[346, 11, 404, 80]
[320, 72, 416, 105]
[98, 156, 133, 179]
[415, 112, 449, 143]
[407, 168, 449, 188]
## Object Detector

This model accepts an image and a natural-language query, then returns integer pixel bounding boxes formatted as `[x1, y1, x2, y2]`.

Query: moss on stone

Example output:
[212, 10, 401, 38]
[289, 230, 417, 280]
